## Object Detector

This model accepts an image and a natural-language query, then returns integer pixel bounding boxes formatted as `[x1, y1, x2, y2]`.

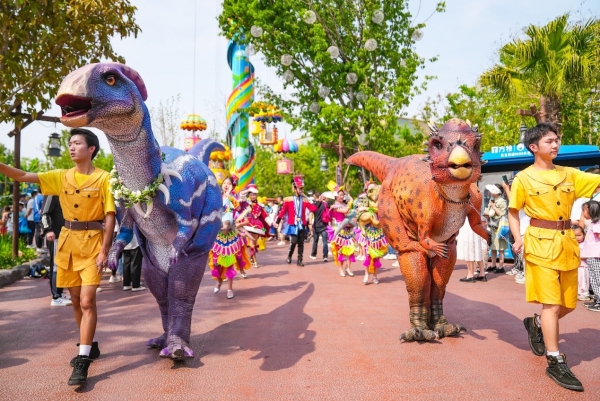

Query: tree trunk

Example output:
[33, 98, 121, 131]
[539, 95, 562, 130]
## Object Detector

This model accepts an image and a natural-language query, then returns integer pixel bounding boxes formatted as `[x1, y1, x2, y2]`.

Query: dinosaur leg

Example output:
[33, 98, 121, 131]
[142, 260, 169, 349]
[430, 242, 465, 338]
[398, 251, 437, 342]
[160, 252, 208, 360]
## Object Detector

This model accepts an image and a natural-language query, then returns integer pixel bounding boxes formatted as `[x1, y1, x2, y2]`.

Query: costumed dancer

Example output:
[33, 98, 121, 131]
[210, 176, 250, 299]
[275, 176, 317, 266]
[356, 181, 388, 284]
[354, 193, 367, 262]
[328, 187, 356, 277]
[239, 183, 270, 268]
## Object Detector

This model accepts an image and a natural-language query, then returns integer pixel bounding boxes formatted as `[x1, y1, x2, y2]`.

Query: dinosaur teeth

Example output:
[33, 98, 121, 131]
[480, 159, 488, 165]
[133, 202, 145, 217]
[472, 124, 479, 132]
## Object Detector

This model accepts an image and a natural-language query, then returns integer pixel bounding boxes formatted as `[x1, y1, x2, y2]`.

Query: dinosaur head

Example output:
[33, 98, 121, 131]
[425, 118, 483, 185]
[55, 63, 148, 140]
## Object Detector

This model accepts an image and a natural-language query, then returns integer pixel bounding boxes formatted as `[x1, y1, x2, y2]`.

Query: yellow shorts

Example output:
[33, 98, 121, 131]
[525, 262, 577, 309]
[56, 258, 101, 288]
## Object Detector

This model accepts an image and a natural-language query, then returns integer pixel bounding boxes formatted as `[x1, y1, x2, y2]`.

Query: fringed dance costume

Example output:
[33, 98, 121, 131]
[360, 224, 388, 273]
[329, 207, 356, 266]
[210, 195, 250, 281]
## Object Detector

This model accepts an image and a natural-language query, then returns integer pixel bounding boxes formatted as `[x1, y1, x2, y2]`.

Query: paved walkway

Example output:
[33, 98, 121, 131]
[1, 245, 598, 400]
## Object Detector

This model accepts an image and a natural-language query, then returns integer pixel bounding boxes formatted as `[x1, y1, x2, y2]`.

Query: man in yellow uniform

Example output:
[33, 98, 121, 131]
[0, 128, 115, 386]
[509, 123, 600, 392]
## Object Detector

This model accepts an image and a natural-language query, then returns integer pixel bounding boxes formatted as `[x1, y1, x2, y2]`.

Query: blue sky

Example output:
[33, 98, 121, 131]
[2, 0, 597, 160]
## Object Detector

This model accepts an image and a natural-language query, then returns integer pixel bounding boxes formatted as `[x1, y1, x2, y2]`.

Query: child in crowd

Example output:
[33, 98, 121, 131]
[580, 200, 600, 312]
[572, 225, 589, 302]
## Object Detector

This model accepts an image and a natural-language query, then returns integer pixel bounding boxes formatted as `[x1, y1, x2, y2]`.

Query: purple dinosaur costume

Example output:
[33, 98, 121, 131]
[55, 63, 223, 360]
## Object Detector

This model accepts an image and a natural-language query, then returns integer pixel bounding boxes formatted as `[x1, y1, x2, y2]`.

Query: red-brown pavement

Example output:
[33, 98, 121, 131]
[1, 245, 598, 401]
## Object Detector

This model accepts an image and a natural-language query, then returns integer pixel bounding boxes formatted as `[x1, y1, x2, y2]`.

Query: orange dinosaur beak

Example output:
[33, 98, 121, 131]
[447, 146, 472, 180]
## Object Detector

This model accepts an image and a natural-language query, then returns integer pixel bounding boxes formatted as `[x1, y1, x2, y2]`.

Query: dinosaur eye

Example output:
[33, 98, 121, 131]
[432, 141, 443, 150]
[105, 75, 116, 86]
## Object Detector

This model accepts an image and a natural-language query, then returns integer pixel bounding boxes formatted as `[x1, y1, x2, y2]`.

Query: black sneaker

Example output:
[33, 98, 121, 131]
[523, 315, 545, 356]
[484, 266, 496, 273]
[494, 267, 506, 274]
[286, 257, 291, 264]
[545, 354, 583, 391]
[71, 341, 100, 367]
[68, 355, 93, 386]
[583, 301, 596, 307]
[585, 303, 600, 312]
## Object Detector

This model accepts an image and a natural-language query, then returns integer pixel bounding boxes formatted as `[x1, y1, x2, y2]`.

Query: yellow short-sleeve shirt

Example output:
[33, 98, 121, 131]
[39, 169, 116, 215]
[509, 165, 600, 271]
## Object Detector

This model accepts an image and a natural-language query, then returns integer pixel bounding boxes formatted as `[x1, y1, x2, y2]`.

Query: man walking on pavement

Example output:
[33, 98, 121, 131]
[310, 192, 331, 262]
[0, 128, 116, 386]
[275, 176, 317, 266]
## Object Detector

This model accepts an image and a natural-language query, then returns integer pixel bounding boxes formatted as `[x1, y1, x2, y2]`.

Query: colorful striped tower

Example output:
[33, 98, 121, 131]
[226, 38, 255, 192]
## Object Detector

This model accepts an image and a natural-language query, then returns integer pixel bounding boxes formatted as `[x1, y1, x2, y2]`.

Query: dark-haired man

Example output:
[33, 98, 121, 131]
[508, 122, 600, 392]
[275, 176, 317, 266]
[0, 128, 116, 386]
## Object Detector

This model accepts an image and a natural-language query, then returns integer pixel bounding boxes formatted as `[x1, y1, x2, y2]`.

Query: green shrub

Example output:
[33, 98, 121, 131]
[0, 235, 38, 270]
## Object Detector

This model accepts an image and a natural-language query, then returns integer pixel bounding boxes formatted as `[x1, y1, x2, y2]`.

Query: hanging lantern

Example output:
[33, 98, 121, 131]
[346, 73, 358, 85]
[250, 25, 263, 37]
[183, 135, 201, 151]
[180, 114, 207, 131]
[281, 54, 293, 66]
[303, 10, 316, 24]
[412, 29, 424, 41]
[327, 45, 339, 59]
[260, 125, 278, 145]
[309, 102, 320, 114]
[283, 70, 294, 83]
[372, 10, 384, 24]
[364, 39, 377, 51]
[318, 85, 330, 98]
[356, 92, 367, 102]
[251, 121, 263, 136]
[288, 140, 299, 153]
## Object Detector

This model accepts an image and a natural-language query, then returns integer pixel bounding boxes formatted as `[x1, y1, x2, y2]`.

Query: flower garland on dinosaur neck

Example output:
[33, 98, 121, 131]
[109, 166, 164, 209]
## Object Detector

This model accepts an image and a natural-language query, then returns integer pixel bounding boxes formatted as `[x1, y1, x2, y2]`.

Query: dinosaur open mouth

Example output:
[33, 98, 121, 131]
[56, 95, 92, 126]
[448, 163, 473, 179]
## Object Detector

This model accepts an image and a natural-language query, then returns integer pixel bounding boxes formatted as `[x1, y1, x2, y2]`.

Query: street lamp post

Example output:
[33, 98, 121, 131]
[518, 122, 528, 144]
[319, 154, 328, 172]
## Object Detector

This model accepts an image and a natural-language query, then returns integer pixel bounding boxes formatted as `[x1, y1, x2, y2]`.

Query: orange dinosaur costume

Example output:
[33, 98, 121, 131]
[347, 118, 489, 342]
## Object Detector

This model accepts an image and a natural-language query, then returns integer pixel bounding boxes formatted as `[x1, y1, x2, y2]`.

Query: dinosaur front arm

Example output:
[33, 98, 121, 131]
[108, 208, 135, 270]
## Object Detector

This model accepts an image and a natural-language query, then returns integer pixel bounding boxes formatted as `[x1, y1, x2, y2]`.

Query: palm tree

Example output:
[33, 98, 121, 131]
[480, 14, 600, 129]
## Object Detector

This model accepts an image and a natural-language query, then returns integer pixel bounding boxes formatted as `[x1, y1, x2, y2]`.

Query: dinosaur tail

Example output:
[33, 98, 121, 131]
[346, 151, 398, 182]
[187, 139, 225, 165]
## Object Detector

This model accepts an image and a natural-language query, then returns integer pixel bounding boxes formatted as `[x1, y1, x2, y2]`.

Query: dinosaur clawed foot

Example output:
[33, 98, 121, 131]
[158, 337, 195, 360]
[146, 333, 167, 349]
[399, 327, 439, 342]
[434, 322, 466, 339]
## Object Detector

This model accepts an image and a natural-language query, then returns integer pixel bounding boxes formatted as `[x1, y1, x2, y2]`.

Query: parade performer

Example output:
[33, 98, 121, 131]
[55, 63, 223, 363]
[509, 123, 600, 392]
[347, 118, 489, 342]
[239, 183, 270, 268]
[0, 129, 115, 386]
[329, 187, 356, 277]
[356, 181, 388, 285]
[275, 176, 316, 266]
[210, 175, 250, 298]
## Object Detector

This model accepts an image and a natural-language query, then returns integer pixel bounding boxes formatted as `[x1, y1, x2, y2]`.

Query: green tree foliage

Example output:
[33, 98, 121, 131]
[219, 0, 444, 179]
[479, 14, 600, 128]
[0, 0, 141, 121]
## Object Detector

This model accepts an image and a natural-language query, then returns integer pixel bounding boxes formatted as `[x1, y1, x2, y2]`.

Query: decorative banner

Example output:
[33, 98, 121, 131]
[226, 36, 256, 192]
[277, 158, 294, 175]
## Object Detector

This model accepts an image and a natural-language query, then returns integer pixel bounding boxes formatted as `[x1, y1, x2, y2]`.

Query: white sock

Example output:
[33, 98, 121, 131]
[79, 344, 92, 357]
[547, 350, 560, 357]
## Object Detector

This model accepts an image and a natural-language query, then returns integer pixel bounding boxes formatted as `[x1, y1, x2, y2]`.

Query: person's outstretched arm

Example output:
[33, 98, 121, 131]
[0, 163, 40, 183]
